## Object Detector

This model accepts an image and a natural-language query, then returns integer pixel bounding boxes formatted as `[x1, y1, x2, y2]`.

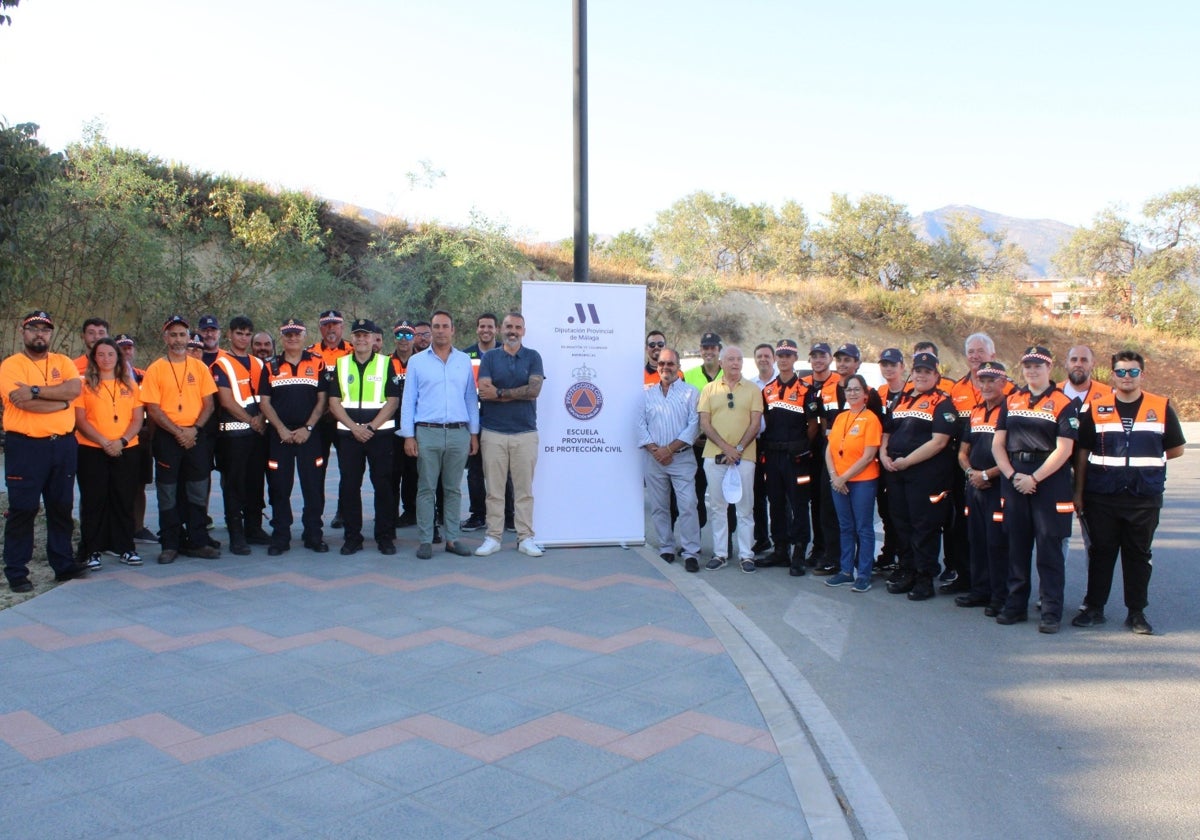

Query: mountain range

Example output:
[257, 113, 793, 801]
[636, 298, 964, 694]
[329, 200, 1077, 280]
[915, 205, 1076, 279]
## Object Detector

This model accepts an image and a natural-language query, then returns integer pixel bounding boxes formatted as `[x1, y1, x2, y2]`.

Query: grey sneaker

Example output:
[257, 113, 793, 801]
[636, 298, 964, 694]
[825, 572, 855, 587]
[739, 559, 757, 573]
[705, 556, 727, 571]
[852, 577, 872, 593]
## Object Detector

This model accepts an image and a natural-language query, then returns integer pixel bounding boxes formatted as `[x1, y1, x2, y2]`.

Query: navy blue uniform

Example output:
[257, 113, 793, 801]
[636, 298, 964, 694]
[996, 386, 1078, 622]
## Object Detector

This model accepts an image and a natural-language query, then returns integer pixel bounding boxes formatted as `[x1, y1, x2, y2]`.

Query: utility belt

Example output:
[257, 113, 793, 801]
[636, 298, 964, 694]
[1008, 450, 1051, 463]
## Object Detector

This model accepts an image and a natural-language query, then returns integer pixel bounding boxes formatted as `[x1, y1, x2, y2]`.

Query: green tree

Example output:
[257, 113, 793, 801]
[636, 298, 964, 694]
[927, 211, 1027, 289]
[652, 191, 774, 275]
[1053, 188, 1200, 333]
[811, 193, 931, 287]
[601, 228, 653, 270]
[0, 121, 64, 250]
[760, 199, 813, 277]
[2, 0, 20, 26]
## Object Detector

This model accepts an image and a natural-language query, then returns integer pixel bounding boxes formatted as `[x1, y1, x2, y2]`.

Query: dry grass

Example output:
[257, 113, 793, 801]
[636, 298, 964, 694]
[521, 244, 1200, 415]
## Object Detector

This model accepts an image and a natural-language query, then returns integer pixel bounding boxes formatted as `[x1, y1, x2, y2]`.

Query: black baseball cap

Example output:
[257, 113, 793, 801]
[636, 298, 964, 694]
[22, 310, 53, 329]
[834, 343, 861, 360]
[162, 314, 189, 331]
[700, 332, 722, 347]
[809, 342, 832, 356]
[977, 361, 1007, 378]
[911, 352, 940, 372]
[878, 348, 903, 364]
[350, 318, 378, 335]
[198, 315, 219, 330]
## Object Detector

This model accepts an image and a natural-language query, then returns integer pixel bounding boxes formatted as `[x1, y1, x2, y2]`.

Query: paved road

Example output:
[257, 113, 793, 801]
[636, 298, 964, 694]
[687, 436, 1200, 839]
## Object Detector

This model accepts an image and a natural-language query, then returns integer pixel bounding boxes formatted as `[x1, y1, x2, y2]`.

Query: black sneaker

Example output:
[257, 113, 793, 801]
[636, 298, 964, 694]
[396, 511, 417, 528]
[379, 540, 397, 556]
[331, 514, 344, 529]
[134, 527, 159, 544]
[812, 563, 838, 576]
[751, 539, 773, 555]
[1126, 611, 1153, 635]
[907, 579, 935, 601]
[886, 573, 915, 595]
[939, 578, 970, 594]
[995, 611, 1029, 626]
[461, 516, 486, 532]
[54, 563, 90, 582]
[1071, 606, 1107, 628]
[1038, 617, 1061, 634]
[938, 568, 958, 583]
[756, 549, 790, 568]
[9, 578, 33, 593]
[684, 556, 700, 573]
[340, 539, 363, 556]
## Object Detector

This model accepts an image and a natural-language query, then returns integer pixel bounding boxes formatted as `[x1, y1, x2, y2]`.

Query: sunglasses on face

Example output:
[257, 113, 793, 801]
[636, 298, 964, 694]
[1113, 368, 1142, 378]
[656, 361, 677, 367]
[394, 330, 414, 339]
[647, 341, 665, 349]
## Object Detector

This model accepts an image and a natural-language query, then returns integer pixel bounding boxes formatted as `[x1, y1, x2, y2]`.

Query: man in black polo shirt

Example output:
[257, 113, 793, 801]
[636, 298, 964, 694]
[258, 318, 330, 555]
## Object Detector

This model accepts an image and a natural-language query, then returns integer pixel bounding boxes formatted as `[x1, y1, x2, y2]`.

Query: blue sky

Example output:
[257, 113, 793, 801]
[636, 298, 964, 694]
[3, 0, 1197, 241]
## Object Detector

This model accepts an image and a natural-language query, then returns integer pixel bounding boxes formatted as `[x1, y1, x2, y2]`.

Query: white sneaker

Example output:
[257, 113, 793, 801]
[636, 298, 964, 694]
[518, 538, 544, 557]
[86, 552, 103, 570]
[474, 536, 502, 556]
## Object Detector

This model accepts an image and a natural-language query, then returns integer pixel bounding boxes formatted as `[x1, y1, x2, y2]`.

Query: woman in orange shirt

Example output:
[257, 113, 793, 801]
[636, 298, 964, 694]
[75, 338, 145, 567]
[823, 374, 883, 592]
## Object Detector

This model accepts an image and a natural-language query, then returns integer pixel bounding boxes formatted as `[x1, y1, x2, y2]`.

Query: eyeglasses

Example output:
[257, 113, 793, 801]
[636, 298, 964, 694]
[843, 386, 864, 394]
[1113, 368, 1142, 378]
[647, 341, 665, 349]
[656, 361, 677, 368]
[23, 325, 52, 334]
[394, 330, 414, 339]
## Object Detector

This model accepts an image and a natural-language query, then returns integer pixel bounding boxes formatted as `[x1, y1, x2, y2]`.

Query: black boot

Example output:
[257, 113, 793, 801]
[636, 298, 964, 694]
[228, 524, 251, 556]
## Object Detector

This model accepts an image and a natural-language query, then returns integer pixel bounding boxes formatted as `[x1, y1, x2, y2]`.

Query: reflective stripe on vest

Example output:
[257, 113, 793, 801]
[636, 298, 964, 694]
[1085, 392, 1169, 497]
[212, 354, 263, 409]
[335, 353, 392, 430]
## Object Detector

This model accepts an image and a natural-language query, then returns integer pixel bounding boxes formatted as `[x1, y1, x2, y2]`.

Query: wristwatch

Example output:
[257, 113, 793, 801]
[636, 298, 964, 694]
[306, 425, 314, 432]
[497, 388, 504, 399]
[30, 386, 40, 399]
[735, 444, 744, 453]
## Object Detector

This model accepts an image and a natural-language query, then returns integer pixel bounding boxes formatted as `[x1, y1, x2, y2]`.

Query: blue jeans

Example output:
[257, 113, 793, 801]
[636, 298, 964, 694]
[831, 478, 877, 579]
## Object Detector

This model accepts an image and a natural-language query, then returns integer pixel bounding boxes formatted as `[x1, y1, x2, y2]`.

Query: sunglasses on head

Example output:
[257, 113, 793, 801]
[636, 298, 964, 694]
[1113, 368, 1142, 378]
[647, 341, 665, 349]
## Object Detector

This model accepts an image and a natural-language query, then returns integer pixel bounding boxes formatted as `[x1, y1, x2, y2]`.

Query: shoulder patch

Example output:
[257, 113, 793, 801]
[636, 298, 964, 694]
[942, 412, 956, 423]
[1068, 416, 1080, 429]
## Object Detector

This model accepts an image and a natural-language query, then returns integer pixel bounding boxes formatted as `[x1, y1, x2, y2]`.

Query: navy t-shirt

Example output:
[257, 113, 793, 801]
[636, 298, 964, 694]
[479, 346, 544, 434]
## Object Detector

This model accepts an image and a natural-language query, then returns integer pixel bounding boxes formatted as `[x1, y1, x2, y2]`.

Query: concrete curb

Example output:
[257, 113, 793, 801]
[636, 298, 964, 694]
[640, 545, 909, 840]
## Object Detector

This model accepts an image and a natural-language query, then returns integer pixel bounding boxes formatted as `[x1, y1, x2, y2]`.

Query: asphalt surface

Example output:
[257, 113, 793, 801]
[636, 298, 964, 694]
[688, 426, 1200, 840]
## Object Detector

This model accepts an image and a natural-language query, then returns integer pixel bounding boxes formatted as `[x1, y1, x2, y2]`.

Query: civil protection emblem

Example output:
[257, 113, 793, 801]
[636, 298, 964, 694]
[564, 363, 603, 421]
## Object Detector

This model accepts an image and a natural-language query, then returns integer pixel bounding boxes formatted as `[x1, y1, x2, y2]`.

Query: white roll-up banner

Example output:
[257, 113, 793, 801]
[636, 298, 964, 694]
[521, 280, 646, 546]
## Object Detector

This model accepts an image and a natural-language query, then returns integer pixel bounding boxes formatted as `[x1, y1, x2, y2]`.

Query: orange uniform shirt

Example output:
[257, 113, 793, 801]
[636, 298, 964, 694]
[0, 352, 81, 437]
[827, 408, 883, 481]
[75, 378, 142, 448]
[141, 356, 218, 426]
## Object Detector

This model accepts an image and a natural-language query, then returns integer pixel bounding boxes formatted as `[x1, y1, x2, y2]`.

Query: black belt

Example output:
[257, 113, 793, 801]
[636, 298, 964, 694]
[415, 421, 468, 429]
[1009, 450, 1050, 463]
[5, 431, 67, 441]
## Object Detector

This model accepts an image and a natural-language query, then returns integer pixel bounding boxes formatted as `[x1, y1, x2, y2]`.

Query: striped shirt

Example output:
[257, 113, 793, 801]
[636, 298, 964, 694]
[638, 378, 699, 449]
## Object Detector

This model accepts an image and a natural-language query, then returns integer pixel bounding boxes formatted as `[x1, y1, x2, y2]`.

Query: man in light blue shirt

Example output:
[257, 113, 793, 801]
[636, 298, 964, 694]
[638, 347, 702, 572]
[400, 310, 480, 558]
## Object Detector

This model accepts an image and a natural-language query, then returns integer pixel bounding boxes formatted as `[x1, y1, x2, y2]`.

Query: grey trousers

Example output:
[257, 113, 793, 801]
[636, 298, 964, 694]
[415, 426, 471, 544]
[644, 449, 701, 559]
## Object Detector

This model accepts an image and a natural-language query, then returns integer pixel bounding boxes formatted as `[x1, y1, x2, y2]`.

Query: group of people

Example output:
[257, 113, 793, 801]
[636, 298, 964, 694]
[2, 308, 545, 595]
[639, 330, 1186, 635]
